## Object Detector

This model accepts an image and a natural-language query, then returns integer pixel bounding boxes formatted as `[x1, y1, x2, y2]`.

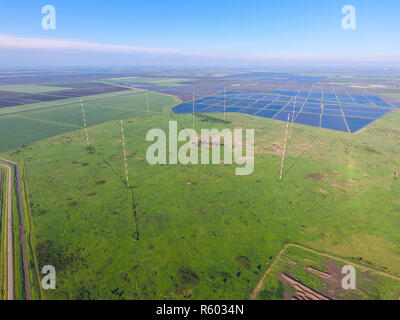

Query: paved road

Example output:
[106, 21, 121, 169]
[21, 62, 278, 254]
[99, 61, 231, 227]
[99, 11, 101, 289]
[0, 162, 13, 300]
[0, 158, 31, 300]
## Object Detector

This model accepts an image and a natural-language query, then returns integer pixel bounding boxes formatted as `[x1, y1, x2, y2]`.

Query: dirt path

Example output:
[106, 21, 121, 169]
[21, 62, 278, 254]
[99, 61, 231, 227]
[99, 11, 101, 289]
[0, 158, 31, 300]
[0, 162, 13, 300]
[250, 244, 289, 300]
[250, 243, 400, 300]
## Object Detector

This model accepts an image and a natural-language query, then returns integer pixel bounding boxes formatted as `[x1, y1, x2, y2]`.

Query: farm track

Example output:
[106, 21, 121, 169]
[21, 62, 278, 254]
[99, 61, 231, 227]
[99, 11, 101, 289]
[0, 157, 31, 300]
[250, 243, 400, 300]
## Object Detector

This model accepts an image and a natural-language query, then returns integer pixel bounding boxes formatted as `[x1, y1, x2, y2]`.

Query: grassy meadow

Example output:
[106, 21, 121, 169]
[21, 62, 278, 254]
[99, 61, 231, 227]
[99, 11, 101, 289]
[1, 88, 399, 299]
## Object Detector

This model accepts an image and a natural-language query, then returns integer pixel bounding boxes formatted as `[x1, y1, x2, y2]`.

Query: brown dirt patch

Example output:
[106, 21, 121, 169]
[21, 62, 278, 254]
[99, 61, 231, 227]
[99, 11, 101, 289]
[271, 142, 282, 154]
[254, 141, 284, 156]
[307, 173, 322, 180]
[295, 143, 314, 153]
[279, 273, 330, 300]
[321, 260, 346, 298]
[306, 266, 331, 279]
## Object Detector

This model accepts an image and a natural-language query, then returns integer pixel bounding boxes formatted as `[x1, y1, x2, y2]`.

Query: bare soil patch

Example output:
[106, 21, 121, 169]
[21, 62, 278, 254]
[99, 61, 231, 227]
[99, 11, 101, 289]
[307, 173, 322, 180]
[279, 273, 330, 300]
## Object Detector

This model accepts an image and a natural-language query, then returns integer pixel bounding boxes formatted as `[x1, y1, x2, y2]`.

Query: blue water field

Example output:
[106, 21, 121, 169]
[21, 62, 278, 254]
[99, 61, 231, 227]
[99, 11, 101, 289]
[173, 91, 396, 133]
[321, 116, 348, 132]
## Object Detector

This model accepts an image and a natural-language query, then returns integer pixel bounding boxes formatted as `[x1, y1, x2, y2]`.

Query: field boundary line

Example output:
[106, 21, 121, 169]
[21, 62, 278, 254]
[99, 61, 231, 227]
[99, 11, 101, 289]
[94, 80, 183, 105]
[13, 115, 81, 129]
[250, 243, 400, 300]
[104, 105, 164, 115]
[18, 156, 42, 299]
[92, 80, 135, 91]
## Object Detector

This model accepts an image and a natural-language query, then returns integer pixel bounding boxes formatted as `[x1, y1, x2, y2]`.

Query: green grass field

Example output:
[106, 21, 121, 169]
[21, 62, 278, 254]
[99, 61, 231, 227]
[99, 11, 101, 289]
[0, 85, 73, 94]
[0, 89, 178, 152]
[1, 86, 399, 299]
[102, 77, 189, 87]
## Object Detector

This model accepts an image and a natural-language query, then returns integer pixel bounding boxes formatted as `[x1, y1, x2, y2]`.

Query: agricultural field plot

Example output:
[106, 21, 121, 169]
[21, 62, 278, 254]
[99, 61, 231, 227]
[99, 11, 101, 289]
[101, 77, 189, 87]
[0, 85, 73, 94]
[173, 84, 397, 133]
[0, 89, 178, 152]
[97, 71, 332, 102]
[226, 71, 326, 83]
[0, 82, 131, 108]
[255, 245, 400, 300]
[327, 74, 400, 104]
[1, 90, 400, 300]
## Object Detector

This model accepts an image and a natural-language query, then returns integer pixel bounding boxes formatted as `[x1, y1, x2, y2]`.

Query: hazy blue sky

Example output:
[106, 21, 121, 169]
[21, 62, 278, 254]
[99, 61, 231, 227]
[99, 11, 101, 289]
[0, 0, 399, 66]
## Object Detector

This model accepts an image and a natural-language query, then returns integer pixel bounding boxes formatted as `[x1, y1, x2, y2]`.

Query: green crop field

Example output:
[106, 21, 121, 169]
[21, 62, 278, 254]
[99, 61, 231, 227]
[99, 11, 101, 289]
[1, 89, 399, 299]
[0, 85, 73, 94]
[101, 77, 189, 87]
[0, 89, 178, 152]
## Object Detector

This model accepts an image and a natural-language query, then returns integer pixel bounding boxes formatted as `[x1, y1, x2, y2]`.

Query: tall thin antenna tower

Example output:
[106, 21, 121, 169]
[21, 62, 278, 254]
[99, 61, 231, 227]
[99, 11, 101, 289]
[224, 87, 226, 123]
[146, 89, 150, 121]
[279, 112, 291, 181]
[289, 96, 296, 139]
[120, 118, 129, 188]
[321, 82, 324, 101]
[192, 88, 195, 131]
[80, 98, 90, 146]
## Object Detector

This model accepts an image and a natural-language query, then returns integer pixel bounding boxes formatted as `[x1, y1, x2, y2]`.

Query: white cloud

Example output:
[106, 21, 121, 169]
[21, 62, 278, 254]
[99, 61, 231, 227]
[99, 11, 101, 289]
[1, 34, 398, 67]
[0, 34, 201, 56]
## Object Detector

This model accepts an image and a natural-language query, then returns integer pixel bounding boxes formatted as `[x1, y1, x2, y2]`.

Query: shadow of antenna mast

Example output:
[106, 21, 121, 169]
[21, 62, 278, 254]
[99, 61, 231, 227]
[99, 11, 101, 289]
[119, 118, 140, 241]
